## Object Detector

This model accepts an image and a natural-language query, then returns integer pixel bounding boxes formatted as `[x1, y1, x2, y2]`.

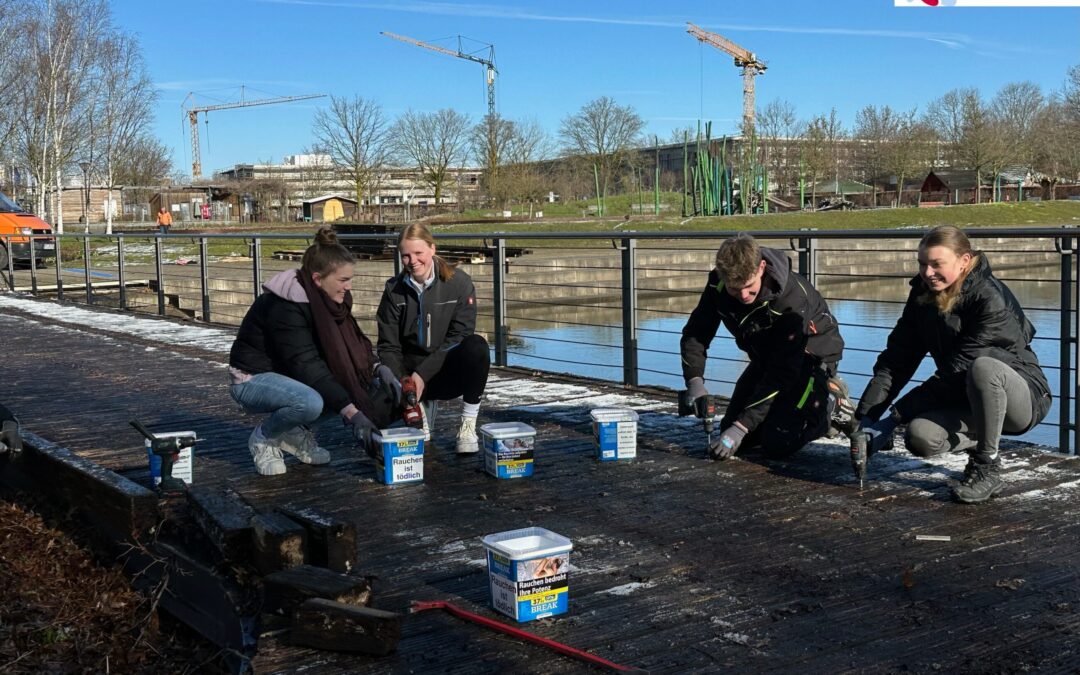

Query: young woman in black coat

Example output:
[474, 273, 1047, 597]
[851, 226, 1051, 503]
[229, 228, 400, 475]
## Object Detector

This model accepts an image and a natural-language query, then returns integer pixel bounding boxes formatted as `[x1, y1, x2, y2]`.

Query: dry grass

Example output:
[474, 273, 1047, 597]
[0, 499, 213, 673]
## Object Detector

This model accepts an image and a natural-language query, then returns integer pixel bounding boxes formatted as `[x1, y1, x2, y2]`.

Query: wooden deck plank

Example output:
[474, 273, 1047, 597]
[3, 300, 1080, 673]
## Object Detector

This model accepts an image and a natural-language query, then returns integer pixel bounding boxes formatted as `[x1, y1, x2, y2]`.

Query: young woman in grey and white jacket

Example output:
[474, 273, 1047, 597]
[376, 223, 490, 453]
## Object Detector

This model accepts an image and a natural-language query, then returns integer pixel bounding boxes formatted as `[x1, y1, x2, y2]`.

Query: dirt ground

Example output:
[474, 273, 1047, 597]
[0, 497, 217, 673]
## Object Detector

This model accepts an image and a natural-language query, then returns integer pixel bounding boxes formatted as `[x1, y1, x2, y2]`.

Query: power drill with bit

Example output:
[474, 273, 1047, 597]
[678, 390, 716, 445]
[130, 419, 195, 494]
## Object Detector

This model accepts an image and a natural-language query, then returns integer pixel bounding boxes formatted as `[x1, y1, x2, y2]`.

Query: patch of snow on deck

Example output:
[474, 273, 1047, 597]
[0, 294, 234, 353]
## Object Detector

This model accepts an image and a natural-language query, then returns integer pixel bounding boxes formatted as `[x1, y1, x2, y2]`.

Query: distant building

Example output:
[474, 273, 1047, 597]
[212, 155, 482, 210]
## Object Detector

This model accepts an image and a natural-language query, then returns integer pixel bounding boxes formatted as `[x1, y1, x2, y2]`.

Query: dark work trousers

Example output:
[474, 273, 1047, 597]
[406, 334, 491, 405]
[724, 358, 833, 459]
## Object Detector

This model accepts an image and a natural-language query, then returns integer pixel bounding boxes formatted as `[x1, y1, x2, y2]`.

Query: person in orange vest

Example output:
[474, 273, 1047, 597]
[156, 206, 173, 234]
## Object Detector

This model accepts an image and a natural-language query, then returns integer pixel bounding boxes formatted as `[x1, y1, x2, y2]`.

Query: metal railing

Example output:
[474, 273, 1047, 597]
[2, 227, 1077, 454]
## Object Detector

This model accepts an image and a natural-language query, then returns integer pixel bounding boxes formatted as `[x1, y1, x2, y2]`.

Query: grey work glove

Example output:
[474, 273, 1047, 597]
[346, 410, 376, 452]
[686, 377, 708, 405]
[374, 363, 403, 407]
[709, 424, 748, 461]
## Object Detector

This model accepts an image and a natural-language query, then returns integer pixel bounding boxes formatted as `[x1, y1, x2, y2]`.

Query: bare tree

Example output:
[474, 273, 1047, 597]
[112, 133, 171, 210]
[30, 0, 109, 232]
[958, 90, 1005, 201]
[91, 33, 153, 233]
[991, 81, 1045, 172]
[755, 98, 800, 195]
[469, 113, 515, 203]
[312, 95, 390, 206]
[925, 88, 973, 168]
[503, 117, 553, 210]
[853, 104, 903, 205]
[393, 108, 472, 204]
[559, 97, 644, 210]
[0, 0, 27, 157]
[820, 107, 846, 187]
[471, 114, 551, 208]
[801, 115, 831, 206]
[888, 113, 936, 206]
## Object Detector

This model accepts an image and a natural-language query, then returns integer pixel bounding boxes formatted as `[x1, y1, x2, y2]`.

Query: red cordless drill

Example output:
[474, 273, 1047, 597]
[401, 377, 424, 429]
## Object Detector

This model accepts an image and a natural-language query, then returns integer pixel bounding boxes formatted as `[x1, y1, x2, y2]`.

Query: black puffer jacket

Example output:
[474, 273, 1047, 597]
[680, 247, 845, 431]
[856, 254, 1051, 430]
[229, 269, 356, 415]
[376, 260, 477, 383]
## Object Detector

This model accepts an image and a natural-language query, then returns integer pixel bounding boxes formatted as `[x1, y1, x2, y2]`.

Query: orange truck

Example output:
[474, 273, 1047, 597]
[0, 191, 54, 268]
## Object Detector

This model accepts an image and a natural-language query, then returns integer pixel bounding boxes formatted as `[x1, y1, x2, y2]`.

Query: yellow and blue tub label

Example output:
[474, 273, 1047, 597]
[487, 550, 570, 621]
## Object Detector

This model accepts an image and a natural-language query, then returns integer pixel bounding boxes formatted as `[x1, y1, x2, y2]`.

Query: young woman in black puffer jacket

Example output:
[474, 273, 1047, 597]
[851, 226, 1051, 504]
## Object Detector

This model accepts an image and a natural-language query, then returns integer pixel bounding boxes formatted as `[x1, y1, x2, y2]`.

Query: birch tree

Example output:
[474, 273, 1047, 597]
[91, 34, 154, 233]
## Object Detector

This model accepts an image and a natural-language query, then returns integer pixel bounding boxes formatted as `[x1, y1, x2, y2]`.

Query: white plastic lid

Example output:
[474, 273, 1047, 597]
[482, 527, 572, 559]
[479, 422, 536, 439]
[589, 408, 639, 422]
[374, 427, 426, 443]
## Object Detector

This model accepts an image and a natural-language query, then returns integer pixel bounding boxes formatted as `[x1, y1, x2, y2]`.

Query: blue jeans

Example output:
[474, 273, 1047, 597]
[230, 372, 326, 440]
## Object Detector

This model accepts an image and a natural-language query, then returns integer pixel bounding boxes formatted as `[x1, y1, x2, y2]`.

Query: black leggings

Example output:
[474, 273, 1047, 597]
[410, 334, 490, 405]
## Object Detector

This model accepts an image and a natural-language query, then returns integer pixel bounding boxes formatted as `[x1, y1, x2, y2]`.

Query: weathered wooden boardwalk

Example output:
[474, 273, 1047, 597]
[3, 293, 1080, 674]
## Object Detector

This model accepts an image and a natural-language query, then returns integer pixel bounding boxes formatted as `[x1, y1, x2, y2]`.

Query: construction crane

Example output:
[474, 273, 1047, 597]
[184, 92, 327, 180]
[686, 22, 766, 135]
[381, 31, 496, 116]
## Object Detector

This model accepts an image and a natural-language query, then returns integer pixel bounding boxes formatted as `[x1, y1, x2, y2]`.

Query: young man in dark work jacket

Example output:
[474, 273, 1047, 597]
[680, 233, 854, 460]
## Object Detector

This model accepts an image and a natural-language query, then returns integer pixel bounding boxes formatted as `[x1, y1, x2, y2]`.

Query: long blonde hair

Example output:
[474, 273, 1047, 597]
[918, 225, 979, 314]
[398, 223, 455, 282]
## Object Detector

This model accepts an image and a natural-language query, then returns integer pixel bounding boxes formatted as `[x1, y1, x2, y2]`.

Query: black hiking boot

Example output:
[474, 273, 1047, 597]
[951, 458, 1004, 504]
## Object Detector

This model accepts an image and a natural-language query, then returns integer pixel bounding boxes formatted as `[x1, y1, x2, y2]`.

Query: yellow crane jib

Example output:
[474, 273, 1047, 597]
[686, 22, 766, 135]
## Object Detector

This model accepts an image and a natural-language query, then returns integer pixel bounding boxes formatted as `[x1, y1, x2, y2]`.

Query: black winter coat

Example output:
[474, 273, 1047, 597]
[376, 261, 478, 383]
[856, 254, 1051, 430]
[229, 292, 355, 415]
[680, 247, 845, 431]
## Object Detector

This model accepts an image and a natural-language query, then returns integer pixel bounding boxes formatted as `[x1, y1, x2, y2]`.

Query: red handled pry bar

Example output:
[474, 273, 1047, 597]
[410, 600, 647, 673]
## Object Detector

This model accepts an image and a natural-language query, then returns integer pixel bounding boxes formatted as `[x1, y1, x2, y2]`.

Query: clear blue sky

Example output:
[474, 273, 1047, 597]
[112, 0, 1080, 177]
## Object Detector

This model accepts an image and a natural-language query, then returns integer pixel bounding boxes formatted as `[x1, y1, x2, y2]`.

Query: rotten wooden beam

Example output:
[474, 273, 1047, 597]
[262, 564, 373, 617]
[278, 505, 357, 573]
[290, 598, 403, 656]
[187, 486, 255, 564]
[11, 430, 159, 537]
[251, 512, 307, 575]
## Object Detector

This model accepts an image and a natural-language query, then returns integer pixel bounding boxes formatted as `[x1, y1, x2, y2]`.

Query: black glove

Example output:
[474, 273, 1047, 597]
[374, 364, 403, 407]
[346, 410, 376, 451]
[709, 424, 747, 461]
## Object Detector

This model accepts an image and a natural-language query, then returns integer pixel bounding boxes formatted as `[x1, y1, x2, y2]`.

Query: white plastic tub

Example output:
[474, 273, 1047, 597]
[482, 527, 573, 622]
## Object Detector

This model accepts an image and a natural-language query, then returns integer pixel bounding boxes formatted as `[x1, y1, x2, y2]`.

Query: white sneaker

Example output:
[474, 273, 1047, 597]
[280, 426, 331, 465]
[420, 401, 438, 442]
[249, 426, 286, 476]
[456, 416, 479, 454]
